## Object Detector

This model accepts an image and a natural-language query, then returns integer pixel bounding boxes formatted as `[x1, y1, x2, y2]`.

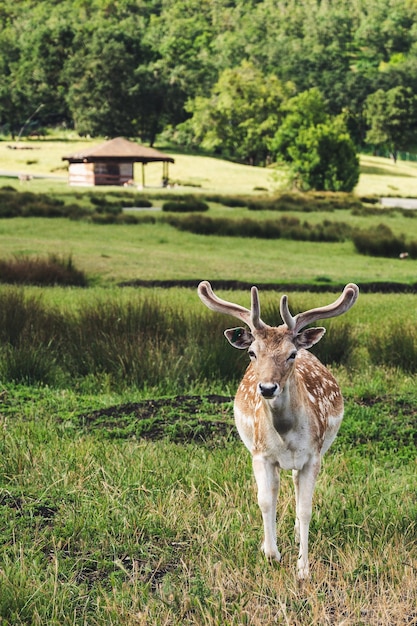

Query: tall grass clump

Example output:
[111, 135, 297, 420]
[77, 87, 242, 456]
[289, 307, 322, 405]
[64, 297, 185, 387]
[186, 311, 244, 383]
[6, 287, 417, 391]
[367, 321, 417, 372]
[0, 288, 243, 392]
[0, 254, 88, 287]
[0, 289, 66, 385]
[63, 297, 244, 391]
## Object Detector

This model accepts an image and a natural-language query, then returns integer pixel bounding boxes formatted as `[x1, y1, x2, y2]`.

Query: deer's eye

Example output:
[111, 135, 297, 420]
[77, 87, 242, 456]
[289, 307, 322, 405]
[248, 350, 256, 360]
[287, 351, 297, 361]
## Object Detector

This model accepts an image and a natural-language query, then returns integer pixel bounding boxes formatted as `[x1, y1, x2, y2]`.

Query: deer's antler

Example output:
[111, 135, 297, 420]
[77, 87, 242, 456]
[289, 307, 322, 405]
[197, 281, 266, 331]
[280, 283, 359, 333]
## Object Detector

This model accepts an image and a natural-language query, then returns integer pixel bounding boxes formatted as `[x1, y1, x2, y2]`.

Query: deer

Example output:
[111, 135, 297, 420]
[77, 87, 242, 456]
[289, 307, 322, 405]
[197, 281, 359, 580]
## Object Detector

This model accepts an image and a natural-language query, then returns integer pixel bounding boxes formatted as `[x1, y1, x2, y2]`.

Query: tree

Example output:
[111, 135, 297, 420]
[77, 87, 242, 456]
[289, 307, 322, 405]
[271, 88, 359, 191]
[0, 27, 26, 137]
[365, 86, 417, 161]
[270, 88, 329, 162]
[287, 121, 360, 192]
[183, 62, 295, 165]
[12, 18, 75, 130]
[65, 20, 151, 138]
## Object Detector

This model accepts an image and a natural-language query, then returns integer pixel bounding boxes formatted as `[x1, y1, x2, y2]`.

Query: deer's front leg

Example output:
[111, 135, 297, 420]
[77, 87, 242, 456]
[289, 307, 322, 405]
[292, 459, 321, 580]
[252, 455, 280, 562]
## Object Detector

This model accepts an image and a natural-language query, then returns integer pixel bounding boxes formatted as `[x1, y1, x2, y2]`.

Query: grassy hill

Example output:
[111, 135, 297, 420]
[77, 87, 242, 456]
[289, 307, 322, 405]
[1, 137, 417, 196]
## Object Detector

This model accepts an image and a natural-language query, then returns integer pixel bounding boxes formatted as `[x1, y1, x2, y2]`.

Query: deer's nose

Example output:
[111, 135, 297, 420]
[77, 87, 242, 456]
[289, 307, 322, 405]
[258, 382, 279, 398]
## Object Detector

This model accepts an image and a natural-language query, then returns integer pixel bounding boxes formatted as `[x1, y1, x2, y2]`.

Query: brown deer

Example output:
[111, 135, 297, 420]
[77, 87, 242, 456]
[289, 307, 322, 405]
[197, 281, 359, 579]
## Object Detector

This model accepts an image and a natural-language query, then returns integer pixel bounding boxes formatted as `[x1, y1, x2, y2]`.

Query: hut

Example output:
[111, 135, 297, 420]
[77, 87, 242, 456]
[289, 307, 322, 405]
[62, 137, 175, 187]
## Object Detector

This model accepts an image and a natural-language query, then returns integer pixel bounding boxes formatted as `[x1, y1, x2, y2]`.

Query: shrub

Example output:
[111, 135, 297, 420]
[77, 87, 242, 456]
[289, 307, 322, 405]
[122, 196, 153, 208]
[358, 196, 380, 205]
[287, 122, 360, 192]
[351, 205, 393, 217]
[215, 196, 249, 208]
[90, 212, 114, 223]
[118, 213, 139, 224]
[89, 196, 122, 215]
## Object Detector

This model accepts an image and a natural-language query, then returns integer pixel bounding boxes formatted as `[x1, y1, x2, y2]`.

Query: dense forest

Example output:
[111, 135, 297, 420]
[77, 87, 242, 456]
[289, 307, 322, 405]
[1, 0, 417, 174]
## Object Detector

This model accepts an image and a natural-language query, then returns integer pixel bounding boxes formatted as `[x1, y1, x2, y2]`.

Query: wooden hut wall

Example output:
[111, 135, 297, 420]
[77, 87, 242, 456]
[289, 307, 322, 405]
[94, 162, 133, 186]
[68, 162, 95, 186]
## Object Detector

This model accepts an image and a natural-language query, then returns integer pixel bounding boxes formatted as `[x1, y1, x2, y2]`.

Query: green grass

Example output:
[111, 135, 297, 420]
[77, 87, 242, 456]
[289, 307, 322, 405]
[0, 137, 416, 624]
[2, 138, 417, 287]
[0, 379, 415, 625]
[2, 216, 417, 286]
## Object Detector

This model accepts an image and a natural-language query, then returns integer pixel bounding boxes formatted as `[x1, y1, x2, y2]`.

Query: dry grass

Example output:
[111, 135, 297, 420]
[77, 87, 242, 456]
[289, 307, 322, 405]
[355, 155, 417, 198]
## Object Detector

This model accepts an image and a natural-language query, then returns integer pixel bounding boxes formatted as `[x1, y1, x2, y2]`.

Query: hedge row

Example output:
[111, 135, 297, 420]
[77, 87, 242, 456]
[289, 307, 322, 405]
[162, 199, 209, 212]
[246, 192, 364, 213]
[0, 187, 153, 220]
[164, 214, 352, 242]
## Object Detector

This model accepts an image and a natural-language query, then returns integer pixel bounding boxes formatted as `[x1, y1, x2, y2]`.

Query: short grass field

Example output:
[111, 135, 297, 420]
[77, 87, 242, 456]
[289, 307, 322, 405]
[0, 138, 416, 625]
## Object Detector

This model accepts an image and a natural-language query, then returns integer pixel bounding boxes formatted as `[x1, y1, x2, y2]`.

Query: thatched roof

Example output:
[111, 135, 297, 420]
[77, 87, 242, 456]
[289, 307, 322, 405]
[62, 137, 175, 163]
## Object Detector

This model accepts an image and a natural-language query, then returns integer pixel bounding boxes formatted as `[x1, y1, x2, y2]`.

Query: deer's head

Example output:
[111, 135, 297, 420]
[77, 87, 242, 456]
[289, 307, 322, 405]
[198, 281, 359, 399]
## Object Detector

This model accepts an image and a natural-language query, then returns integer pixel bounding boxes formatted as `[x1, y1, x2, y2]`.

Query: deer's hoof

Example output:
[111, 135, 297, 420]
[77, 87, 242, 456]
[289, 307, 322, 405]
[297, 564, 310, 581]
[262, 543, 281, 563]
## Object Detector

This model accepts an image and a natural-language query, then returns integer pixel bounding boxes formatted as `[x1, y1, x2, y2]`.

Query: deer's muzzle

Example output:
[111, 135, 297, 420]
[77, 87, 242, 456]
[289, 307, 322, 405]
[258, 382, 279, 398]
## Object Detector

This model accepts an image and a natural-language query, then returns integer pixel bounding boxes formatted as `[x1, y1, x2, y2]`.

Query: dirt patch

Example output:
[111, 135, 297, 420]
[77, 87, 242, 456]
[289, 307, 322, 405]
[77, 394, 236, 444]
[77, 393, 417, 449]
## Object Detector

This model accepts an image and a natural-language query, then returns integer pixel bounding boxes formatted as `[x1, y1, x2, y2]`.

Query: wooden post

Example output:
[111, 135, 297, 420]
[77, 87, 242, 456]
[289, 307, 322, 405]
[141, 163, 146, 188]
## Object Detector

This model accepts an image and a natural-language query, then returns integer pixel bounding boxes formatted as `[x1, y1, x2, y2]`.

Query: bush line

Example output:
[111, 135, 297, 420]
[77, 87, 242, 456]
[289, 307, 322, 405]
[2, 186, 417, 257]
[164, 214, 351, 242]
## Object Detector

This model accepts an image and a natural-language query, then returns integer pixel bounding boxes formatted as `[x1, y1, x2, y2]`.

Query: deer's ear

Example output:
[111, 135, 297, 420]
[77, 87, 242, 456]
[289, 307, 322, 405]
[294, 327, 326, 350]
[224, 327, 254, 349]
